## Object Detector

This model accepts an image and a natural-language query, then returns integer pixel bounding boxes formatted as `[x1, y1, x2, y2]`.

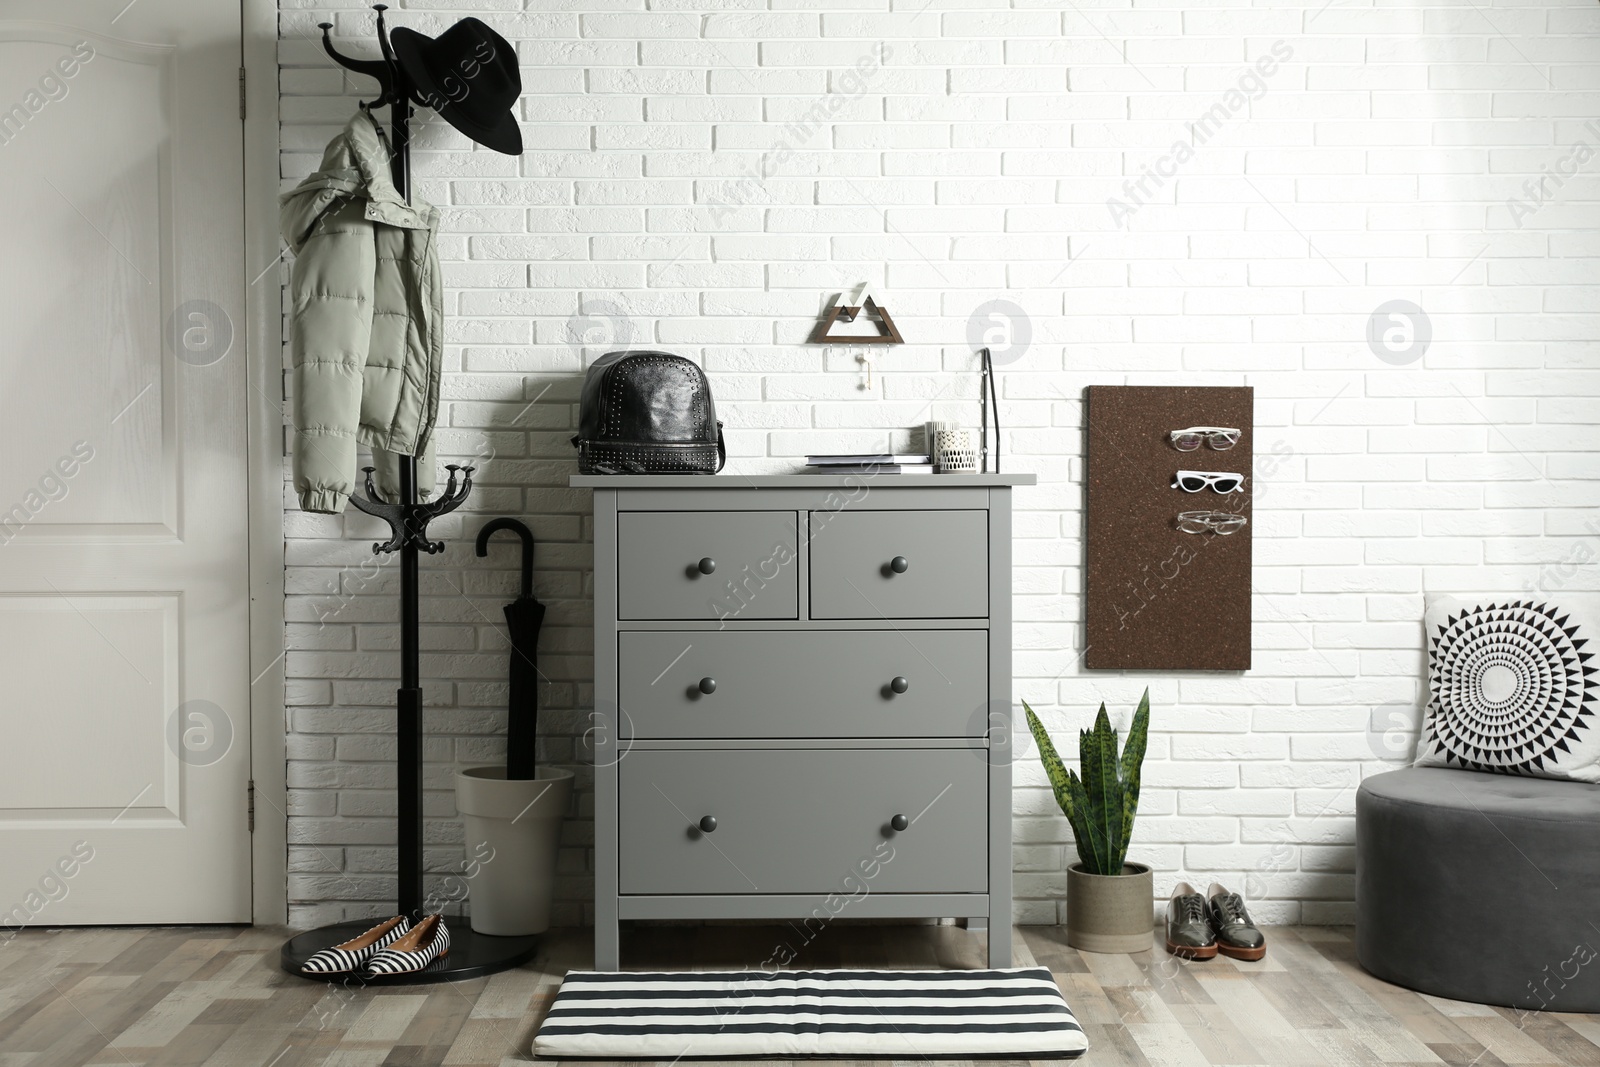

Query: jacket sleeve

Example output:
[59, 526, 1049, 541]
[291, 199, 375, 514]
[371, 435, 437, 503]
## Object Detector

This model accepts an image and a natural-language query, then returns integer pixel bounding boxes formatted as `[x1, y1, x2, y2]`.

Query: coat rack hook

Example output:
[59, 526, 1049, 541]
[318, 20, 398, 108]
[373, 5, 397, 63]
[371, 6, 411, 111]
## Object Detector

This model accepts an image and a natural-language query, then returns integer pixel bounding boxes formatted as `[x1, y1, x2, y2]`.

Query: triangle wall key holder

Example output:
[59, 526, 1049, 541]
[808, 295, 904, 345]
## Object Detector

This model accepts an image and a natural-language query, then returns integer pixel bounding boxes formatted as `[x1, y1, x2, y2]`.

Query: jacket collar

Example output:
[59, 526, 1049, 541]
[346, 109, 437, 230]
[279, 110, 439, 251]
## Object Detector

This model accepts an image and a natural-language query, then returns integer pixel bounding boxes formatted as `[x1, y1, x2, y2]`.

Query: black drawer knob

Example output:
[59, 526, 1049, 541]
[890, 814, 909, 832]
[697, 557, 717, 575]
[890, 556, 909, 574]
[890, 676, 909, 694]
[698, 815, 718, 833]
[698, 677, 718, 695]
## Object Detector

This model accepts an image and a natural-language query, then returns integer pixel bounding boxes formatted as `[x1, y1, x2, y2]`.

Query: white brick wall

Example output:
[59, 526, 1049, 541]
[277, 1, 1600, 928]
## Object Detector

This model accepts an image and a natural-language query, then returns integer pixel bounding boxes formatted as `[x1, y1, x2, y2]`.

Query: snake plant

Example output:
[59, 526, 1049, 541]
[1024, 689, 1151, 877]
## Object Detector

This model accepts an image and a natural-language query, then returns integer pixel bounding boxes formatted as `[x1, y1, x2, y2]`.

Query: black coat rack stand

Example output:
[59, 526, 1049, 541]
[280, 6, 541, 984]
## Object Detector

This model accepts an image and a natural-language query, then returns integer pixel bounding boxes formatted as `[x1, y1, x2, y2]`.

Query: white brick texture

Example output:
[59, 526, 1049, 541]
[278, 1, 1600, 929]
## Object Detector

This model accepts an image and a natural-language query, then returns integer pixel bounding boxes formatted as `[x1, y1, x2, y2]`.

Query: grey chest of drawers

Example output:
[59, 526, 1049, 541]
[573, 473, 1034, 970]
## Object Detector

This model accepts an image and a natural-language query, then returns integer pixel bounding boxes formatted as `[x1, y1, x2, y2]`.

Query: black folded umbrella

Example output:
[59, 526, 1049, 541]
[475, 518, 544, 780]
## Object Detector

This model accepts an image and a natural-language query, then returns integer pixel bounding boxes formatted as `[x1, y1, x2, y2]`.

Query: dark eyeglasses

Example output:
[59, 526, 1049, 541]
[1170, 426, 1240, 452]
[1177, 510, 1248, 535]
[1172, 470, 1245, 494]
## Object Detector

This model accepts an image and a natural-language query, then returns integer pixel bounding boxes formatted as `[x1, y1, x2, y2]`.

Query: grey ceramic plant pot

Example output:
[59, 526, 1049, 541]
[1066, 862, 1155, 953]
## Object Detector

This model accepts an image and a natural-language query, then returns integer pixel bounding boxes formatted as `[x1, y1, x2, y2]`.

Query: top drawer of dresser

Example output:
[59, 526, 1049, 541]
[810, 510, 988, 619]
[618, 511, 798, 621]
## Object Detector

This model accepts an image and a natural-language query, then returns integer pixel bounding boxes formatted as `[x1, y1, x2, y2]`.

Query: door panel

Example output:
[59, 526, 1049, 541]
[0, 597, 177, 814]
[0, 1, 249, 923]
[0, 32, 171, 531]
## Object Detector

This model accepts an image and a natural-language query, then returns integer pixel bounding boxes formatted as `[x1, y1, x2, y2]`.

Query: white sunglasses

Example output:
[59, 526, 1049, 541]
[1169, 426, 1241, 452]
[1172, 470, 1245, 495]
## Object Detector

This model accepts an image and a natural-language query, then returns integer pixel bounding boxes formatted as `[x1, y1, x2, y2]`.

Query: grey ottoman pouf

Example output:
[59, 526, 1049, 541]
[1357, 767, 1600, 1012]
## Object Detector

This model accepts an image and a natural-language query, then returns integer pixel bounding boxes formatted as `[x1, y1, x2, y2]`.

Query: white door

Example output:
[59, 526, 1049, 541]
[0, 0, 250, 924]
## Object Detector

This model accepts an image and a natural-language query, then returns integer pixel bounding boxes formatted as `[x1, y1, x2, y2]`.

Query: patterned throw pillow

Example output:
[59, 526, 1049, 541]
[1416, 597, 1600, 782]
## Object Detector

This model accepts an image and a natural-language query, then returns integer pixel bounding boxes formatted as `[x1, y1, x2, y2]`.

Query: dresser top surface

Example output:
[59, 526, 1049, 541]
[570, 473, 1037, 489]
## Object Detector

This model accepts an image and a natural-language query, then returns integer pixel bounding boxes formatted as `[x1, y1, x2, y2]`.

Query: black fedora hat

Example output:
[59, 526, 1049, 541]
[390, 17, 522, 155]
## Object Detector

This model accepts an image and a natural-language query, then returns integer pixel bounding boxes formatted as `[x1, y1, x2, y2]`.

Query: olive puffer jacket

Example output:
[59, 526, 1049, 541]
[281, 110, 442, 514]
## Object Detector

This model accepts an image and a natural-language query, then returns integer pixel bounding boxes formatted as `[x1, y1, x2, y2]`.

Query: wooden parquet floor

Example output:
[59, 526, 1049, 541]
[2, 923, 1596, 1067]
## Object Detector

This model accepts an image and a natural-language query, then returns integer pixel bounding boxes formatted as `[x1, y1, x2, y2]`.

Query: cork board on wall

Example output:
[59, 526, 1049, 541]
[1085, 386, 1254, 671]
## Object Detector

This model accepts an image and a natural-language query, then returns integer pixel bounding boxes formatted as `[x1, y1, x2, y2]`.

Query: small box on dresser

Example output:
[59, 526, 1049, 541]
[573, 473, 1034, 970]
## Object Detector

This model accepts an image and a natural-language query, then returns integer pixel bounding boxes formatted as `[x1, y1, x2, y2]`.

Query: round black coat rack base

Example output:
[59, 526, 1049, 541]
[280, 920, 541, 985]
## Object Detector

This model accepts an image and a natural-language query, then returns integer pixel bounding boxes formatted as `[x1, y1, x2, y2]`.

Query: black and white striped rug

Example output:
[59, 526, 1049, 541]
[532, 968, 1087, 1059]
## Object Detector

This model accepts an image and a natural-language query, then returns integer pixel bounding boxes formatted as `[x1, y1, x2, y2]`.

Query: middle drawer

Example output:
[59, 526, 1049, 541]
[618, 630, 987, 739]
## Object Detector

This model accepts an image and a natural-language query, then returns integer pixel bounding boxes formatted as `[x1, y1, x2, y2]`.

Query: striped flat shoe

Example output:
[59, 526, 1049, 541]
[300, 915, 411, 976]
[363, 913, 450, 978]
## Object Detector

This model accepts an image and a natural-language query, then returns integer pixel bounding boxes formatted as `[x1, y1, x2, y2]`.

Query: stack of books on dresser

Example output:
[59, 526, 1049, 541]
[805, 453, 933, 475]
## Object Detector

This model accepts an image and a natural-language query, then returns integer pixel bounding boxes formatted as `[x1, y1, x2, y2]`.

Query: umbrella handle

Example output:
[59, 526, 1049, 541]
[475, 517, 536, 598]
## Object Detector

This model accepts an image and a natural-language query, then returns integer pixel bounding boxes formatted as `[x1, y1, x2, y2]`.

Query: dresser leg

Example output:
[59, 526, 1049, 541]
[987, 922, 1012, 968]
[595, 915, 620, 971]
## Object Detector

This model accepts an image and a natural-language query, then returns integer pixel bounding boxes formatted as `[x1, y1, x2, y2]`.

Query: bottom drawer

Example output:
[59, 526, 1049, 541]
[618, 748, 987, 895]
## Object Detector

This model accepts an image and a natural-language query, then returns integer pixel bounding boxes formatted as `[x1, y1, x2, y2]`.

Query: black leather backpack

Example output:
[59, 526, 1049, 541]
[571, 351, 726, 474]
